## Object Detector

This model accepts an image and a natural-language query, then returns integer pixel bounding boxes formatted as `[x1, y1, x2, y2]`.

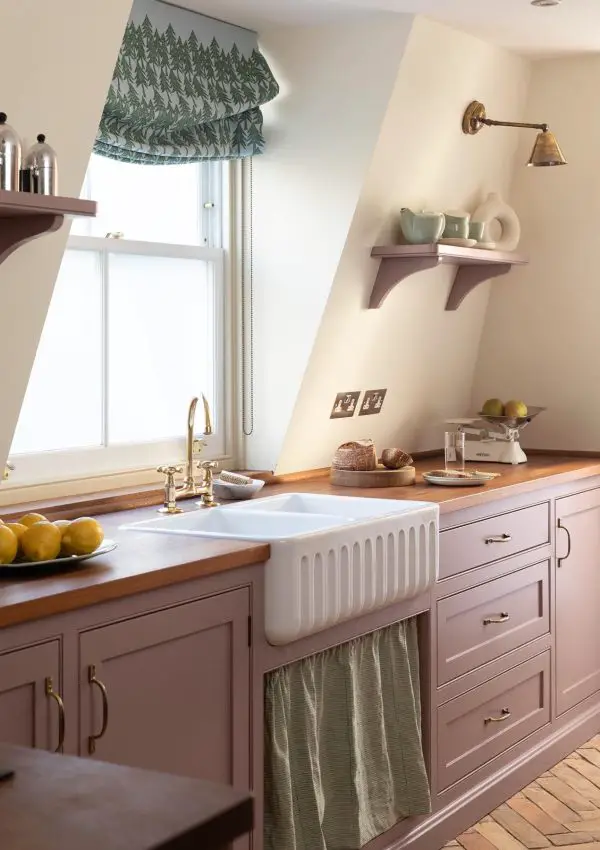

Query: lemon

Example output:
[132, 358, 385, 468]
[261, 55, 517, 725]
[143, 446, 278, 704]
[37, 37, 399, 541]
[61, 517, 104, 557]
[21, 522, 62, 562]
[20, 512, 48, 529]
[0, 526, 18, 564]
[53, 520, 71, 538]
[4, 522, 27, 556]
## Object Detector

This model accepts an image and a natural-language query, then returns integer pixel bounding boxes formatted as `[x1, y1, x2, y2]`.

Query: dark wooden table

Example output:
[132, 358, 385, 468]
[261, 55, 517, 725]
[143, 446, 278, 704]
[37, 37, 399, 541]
[0, 744, 253, 850]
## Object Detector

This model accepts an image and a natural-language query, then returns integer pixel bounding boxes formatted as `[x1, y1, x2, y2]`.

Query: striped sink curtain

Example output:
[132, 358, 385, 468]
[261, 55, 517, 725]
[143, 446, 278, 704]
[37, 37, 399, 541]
[264, 618, 431, 850]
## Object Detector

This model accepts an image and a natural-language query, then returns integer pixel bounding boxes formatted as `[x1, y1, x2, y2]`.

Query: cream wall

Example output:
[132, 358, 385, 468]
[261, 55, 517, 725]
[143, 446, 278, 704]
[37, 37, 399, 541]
[0, 0, 132, 473]
[246, 13, 415, 470]
[275, 17, 530, 474]
[473, 55, 600, 452]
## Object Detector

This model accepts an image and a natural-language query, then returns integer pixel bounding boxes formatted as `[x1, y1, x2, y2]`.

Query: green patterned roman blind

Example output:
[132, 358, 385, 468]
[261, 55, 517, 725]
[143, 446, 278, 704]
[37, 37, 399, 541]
[95, 0, 279, 163]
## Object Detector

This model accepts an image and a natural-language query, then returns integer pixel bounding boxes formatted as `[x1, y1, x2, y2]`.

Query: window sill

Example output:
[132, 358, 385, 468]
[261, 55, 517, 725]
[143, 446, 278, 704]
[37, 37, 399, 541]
[0, 470, 275, 522]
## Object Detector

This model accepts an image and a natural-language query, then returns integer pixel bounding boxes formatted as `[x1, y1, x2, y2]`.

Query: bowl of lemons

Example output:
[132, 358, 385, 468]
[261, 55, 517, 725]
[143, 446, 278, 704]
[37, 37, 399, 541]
[0, 514, 116, 575]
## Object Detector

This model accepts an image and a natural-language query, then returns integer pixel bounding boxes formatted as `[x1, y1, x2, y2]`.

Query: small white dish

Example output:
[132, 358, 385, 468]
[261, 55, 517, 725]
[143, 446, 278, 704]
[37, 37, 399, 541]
[477, 241, 497, 250]
[423, 474, 486, 487]
[438, 237, 477, 248]
[211, 477, 265, 501]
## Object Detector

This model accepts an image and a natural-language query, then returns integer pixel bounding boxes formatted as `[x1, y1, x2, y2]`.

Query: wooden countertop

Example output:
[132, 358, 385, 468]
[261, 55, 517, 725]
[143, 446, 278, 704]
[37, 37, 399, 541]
[0, 504, 269, 628]
[265, 455, 600, 513]
[1, 455, 599, 630]
[0, 743, 253, 850]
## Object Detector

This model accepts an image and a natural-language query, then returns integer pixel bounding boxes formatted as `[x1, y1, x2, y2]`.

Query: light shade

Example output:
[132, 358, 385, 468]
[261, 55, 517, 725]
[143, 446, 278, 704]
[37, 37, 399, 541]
[527, 130, 567, 167]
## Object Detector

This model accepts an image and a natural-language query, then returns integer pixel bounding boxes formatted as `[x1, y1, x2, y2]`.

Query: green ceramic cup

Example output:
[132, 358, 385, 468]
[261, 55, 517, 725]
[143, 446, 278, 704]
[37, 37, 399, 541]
[443, 213, 469, 240]
[469, 221, 485, 242]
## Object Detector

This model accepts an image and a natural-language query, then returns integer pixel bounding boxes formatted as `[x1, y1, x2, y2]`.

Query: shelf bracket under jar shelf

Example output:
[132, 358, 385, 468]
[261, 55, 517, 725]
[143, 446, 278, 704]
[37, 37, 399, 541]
[369, 244, 527, 311]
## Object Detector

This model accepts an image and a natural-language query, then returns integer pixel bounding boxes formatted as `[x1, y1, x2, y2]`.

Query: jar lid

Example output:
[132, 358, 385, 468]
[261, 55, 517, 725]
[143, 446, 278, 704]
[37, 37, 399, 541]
[0, 112, 21, 148]
[23, 133, 57, 169]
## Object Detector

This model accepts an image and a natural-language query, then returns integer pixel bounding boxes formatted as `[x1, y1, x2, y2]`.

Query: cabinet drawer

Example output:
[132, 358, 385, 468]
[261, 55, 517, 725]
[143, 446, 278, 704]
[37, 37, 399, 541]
[437, 560, 550, 685]
[439, 502, 550, 579]
[437, 651, 550, 790]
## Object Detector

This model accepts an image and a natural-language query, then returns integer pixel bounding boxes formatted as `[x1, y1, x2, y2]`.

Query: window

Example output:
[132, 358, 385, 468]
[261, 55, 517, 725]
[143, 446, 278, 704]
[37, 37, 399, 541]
[10, 155, 233, 486]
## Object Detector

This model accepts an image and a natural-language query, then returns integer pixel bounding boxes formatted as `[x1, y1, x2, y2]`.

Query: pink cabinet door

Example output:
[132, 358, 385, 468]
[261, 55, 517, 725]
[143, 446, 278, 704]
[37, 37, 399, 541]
[556, 488, 600, 715]
[0, 641, 62, 751]
[78, 588, 250, 791]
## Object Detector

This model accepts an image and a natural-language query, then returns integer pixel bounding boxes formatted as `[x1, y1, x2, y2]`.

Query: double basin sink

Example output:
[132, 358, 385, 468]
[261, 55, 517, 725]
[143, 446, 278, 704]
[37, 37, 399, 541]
[122, 493, 439, 645]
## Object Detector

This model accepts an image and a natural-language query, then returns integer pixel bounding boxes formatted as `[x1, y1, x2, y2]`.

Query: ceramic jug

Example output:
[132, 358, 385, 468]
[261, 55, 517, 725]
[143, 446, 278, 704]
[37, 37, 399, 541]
[399, 208, 445, 244]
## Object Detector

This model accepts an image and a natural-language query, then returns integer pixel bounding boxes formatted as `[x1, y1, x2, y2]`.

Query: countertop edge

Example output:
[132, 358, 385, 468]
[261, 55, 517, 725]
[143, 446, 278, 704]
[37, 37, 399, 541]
[434, 461, 600, 513]
[0, 543, 270, 630]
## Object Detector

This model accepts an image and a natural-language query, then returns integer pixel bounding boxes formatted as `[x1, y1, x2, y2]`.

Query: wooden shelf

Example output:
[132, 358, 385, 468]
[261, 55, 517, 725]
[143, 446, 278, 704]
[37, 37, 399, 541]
[370, 244, 528, 311]
[0, 190, 96, 266]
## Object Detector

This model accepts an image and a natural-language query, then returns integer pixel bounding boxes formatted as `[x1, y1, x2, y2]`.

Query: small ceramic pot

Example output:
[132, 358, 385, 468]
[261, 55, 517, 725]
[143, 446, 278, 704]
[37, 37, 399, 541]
[443, 212, 470, 240]
[469, 220, 485, 242]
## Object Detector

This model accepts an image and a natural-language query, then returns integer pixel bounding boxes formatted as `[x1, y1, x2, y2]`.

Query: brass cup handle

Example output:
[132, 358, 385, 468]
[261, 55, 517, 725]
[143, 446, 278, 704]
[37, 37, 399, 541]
[483, 612, 510, 625]
[45, 676, 65, 753]
[558, 519, 572, 567]
[484, 533, 512, 544]
[88, 665, 109, 755]
[484, 708, 511, 725]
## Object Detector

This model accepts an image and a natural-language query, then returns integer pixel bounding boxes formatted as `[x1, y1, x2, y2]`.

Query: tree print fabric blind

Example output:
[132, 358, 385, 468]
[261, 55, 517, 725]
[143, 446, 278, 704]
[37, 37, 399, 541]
[95, 0, 279, 163]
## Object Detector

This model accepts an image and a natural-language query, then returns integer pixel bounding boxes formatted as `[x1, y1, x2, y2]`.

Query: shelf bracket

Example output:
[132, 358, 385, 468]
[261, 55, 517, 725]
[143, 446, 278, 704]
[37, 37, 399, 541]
[445, 263, 512, 311]
[369, 256, 442, 308]
[0, 214, 64, 265]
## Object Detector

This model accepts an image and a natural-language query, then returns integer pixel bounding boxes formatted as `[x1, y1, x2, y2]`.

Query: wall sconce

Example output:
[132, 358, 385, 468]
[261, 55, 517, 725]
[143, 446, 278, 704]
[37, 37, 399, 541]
[462, 100, 567, 167]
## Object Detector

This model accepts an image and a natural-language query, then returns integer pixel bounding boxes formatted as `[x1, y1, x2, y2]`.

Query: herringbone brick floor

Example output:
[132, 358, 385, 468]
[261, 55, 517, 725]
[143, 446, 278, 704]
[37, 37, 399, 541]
[444, 736, 600, 849]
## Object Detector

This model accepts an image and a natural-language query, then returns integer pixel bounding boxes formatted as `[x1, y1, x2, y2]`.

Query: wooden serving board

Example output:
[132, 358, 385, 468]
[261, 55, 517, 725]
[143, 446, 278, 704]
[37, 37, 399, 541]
[330, 465, 416, 488]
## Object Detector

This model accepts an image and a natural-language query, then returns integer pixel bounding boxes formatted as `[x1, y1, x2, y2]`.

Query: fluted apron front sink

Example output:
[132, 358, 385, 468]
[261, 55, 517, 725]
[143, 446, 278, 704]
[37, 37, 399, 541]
[121, 493, 439, 645]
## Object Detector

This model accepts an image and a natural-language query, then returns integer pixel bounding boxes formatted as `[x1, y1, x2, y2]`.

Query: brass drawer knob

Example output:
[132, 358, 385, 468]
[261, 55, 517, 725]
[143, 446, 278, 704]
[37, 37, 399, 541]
[483, 612, 510, 625]
[484, 708, 511, 724]
[484, 533, 512, 544]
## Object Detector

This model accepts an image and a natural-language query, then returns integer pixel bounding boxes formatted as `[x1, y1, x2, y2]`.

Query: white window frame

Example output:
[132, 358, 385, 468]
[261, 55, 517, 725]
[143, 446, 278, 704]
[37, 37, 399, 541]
[8, 162, 236, 490]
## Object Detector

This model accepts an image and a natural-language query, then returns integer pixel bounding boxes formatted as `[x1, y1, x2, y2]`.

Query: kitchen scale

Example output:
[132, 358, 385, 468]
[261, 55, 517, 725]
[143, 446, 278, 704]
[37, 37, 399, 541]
[446, 406, 546, 465]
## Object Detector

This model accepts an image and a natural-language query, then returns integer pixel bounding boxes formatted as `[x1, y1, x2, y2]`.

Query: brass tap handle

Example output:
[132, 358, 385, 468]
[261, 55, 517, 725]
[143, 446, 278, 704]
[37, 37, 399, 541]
[45, 676, 66, 753]
[198, 461, 219, 508]
[157, 465, 184, 514]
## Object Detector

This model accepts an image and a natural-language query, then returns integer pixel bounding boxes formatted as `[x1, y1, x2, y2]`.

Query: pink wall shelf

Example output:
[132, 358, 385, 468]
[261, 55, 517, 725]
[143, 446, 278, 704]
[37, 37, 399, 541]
[370, 244, 528, 311]
[0, 189, 96, 266]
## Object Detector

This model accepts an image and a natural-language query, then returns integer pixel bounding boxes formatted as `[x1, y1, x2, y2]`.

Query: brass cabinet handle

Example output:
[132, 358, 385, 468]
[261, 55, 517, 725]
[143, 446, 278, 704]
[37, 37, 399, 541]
[483, 612, 510, 625]
[484, 708, 511, 724]
[88, 665, 109, 755]
[45, 676, 65, 753]
[557, 519, 572, 567]
[484, 533, 512, 544]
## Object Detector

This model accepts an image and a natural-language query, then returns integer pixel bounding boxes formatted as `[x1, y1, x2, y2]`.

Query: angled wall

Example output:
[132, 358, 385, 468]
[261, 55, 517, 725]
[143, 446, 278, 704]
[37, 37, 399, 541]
[276, 16, 530, 473]
[246, 13, 415, 470]
[472, 54, 600, 451]
[0, 0, 132, 474]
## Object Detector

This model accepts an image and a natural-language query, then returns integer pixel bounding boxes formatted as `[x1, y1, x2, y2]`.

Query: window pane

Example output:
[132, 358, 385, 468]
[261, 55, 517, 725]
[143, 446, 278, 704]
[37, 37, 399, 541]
[107, 254, 215, 444]
[71, 155, 203, 245]
[11, 251, 103, 454]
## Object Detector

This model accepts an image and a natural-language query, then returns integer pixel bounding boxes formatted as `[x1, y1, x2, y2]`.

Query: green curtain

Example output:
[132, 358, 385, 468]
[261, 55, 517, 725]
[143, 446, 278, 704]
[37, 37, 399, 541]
[264, 619, 431, 850]
[95, 0, 279, 163]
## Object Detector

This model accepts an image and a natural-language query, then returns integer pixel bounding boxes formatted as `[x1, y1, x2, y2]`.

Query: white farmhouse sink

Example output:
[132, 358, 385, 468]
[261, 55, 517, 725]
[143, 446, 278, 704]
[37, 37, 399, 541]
[121, 493, 439, 645]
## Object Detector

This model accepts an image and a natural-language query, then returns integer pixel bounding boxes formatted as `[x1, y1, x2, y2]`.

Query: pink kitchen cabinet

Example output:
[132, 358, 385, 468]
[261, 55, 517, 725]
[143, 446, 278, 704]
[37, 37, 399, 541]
[556, 487, 600, 716]
[78, 588, 250, 790]
[0, 640, 62, 751]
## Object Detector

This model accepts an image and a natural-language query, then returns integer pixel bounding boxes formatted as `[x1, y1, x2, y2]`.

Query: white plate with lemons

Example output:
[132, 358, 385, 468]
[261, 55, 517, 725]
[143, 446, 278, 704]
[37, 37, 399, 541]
[0, 513, 116, 576]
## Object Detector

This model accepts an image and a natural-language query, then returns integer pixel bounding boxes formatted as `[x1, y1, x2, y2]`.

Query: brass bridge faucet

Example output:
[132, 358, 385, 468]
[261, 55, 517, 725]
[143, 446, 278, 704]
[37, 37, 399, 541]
[157, 396, 219, 513]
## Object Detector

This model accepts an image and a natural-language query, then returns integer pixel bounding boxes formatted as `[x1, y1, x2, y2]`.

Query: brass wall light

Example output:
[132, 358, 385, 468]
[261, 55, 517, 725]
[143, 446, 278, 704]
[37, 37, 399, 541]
[462, 100, 567, 166]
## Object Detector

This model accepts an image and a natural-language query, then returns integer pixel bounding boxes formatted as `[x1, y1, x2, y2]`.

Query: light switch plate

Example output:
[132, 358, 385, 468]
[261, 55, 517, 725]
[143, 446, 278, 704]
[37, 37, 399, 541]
[359, 389, 387, 416]
[330, 391, 361, 419]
